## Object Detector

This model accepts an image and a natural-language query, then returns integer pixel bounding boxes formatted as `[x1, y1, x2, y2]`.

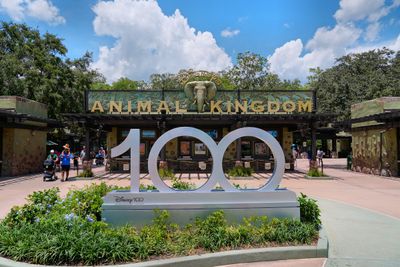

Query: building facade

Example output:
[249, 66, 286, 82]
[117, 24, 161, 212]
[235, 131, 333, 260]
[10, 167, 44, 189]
[351, 97, 400, 177]
[65, 85, 333, 173]
[0, 96, 56, 177]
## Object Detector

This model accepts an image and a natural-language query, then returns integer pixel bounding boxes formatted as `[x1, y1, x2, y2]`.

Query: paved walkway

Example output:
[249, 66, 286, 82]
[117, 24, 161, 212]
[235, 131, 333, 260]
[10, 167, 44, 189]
[1, 159, 400, 267]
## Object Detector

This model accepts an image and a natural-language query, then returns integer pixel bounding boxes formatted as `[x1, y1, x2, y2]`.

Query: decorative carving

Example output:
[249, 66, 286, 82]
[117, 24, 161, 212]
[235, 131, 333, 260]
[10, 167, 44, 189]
[184, 81, 217, 112]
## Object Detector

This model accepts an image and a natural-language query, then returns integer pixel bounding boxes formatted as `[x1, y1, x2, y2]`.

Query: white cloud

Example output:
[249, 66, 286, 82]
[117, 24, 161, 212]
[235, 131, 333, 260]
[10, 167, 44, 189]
[269, 0, 400, 82]
[92, 0, 232, 82]
[0, 0, 65, 25]
[334, 0, 386, 22]
[0, 0, 24, 21]
[269, 39, 307, 81]
[334, 0, 400, 41]
[348, 34, 400, 53]
[221, 28, 240, 38]
[306, 23, 361, 51]
[283, 23, 290, 28]
[365, 22, 381, 41]
[270, 24, 362, 82]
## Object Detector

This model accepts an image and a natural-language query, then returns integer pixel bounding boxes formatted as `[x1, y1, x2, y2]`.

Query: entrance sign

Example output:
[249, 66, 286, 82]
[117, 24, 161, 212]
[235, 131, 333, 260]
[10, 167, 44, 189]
[88, 88, 314, 114]
[111, 127, 285, 193]
[103, 126, 300, 227]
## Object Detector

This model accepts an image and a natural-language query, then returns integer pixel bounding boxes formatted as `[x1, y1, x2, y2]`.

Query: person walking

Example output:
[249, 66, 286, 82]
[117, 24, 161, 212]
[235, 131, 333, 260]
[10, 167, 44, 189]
[47, 149, 58, 162]
[60, 144, 73, 182]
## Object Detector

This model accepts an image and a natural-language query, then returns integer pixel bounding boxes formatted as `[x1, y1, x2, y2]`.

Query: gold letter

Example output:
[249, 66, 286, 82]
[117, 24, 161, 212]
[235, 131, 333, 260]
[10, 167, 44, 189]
[250, 101, 264, 113]
[175, 101, 187, 113]
[157, 101, 170, 113]
[298, 100, 312, 112]
[137, 101, 152, 113]
[235, 100, 248, 113]
[282, 101, 296, 113]
[127, 101, 132, 113]
[210, 100, 223, 113]
[268, 101, 280, 113]
[226, 101, 232, 113]
[109, 101, 122, 113]
[91, 101, 104, 113]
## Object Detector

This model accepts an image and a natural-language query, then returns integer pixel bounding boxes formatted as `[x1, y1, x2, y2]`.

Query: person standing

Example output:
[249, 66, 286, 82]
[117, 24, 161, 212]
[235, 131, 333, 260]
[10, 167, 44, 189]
[60, 144, 73, 182]
[80, 146, 86, 161]
[317, 148, 324, 166]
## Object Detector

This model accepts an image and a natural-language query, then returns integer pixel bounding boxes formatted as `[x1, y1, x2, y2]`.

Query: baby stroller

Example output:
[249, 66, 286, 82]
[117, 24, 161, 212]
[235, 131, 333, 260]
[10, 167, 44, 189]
[43, 159, 57, 181]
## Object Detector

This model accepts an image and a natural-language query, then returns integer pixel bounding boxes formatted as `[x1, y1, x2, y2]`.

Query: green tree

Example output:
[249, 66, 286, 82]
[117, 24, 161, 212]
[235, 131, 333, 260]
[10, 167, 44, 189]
[150, 73, 181, 90]
[227, 52, 269, 90]
[0, 22, 101, 119]
[111, 77, 140, 90]
[309, 48, 400, 120]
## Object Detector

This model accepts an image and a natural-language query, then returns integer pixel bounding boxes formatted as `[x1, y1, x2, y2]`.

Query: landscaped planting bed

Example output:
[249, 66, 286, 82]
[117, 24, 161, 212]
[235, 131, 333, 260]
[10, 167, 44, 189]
[0, 183, 321, 265]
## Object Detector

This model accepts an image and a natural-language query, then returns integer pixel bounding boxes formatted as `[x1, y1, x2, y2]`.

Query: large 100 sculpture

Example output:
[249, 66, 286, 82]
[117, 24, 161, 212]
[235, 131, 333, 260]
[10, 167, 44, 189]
[102, 127, 299, 226]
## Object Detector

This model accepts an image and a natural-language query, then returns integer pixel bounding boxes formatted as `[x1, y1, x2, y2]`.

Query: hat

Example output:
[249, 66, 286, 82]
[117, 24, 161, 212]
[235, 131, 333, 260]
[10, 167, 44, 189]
[63, 144, 70, 150]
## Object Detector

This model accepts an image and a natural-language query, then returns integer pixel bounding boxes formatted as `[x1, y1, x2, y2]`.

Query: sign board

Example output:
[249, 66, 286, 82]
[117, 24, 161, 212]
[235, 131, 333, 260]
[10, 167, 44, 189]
[265, 162, 272, 170]
[123, 163, 130, 171]
[87, 90, 314, 114]
[111, 127, 285, 193]
[198, 161, 207, 170]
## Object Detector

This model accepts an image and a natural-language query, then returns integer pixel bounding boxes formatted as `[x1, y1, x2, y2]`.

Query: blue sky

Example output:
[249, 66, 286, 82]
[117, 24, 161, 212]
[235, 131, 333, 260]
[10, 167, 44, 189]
[1, 0, 399, 82]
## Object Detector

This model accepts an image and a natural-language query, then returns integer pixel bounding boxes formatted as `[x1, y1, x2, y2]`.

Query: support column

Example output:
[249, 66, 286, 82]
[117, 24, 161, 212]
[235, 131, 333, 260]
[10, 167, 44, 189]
[159, 121, 167, 169]
[311, 124, 317, 161]
[234, 121, 242, 166]
[160, 127, 166, 161]
[83, 126, 92, 171]
[332, 138, 337, 153]
[322, 139, 328, 155]
[236, 138, 241, 161]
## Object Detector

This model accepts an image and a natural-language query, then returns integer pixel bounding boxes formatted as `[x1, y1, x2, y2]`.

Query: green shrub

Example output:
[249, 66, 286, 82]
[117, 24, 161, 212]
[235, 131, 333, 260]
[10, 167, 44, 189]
[57, 183, 111, 221]
[171, 178, 195, 190]
[77, 169, 94, 177]
[307, 169, 324, 177]
[228, 166, 253, 177]
[3, 188, 60, 227]
[0, 214, 137, 265]
[298, 193, 321, 229]
[0, 185, 319, 265]
[140, 184, 158, 191]
[159, 168, 175, 179]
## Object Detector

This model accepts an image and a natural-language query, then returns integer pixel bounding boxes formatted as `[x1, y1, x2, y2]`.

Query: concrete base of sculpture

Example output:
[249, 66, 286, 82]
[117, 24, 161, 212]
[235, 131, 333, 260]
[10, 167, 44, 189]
[102, 189, 300, 227]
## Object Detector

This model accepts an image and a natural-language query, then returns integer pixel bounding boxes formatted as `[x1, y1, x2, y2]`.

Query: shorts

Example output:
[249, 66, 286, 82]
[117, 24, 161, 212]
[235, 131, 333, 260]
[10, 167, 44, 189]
[61, 165, 70, 171]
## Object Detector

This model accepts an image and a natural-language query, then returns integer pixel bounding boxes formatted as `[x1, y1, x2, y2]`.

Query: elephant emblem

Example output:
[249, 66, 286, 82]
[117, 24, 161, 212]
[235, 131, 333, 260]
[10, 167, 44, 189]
[184, 81, 217, 113]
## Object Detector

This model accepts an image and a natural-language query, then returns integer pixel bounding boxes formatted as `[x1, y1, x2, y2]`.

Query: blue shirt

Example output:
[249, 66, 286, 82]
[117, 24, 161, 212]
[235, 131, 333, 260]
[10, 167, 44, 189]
[60, 152, 73, 166]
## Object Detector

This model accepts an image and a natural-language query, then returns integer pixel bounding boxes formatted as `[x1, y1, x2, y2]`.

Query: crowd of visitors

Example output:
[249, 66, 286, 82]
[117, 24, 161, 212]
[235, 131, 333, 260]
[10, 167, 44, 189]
[46, 145, 107, 182]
